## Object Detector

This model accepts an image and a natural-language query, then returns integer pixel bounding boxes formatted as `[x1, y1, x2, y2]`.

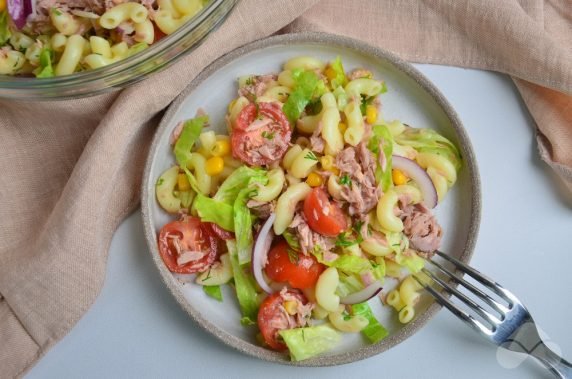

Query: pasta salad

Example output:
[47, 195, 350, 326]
[0, 0, 207, 76]
[155, 55, 462, 361]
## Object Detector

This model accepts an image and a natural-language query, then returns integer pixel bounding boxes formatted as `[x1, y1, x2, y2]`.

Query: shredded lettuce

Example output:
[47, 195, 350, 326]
[368, 124, 394, 191]
[371, 258, 385, 280]
[328, 56, 347, 89]
[234, 186, 256, 265]
[283, 229, 301, 252]
[395, 250, 425, 274]
[336, 272, 364, 298]
[351, 303, 388, 344]
[174, 116, 208, 167]
[279, 325, 341, 361]
[35, 48, 55, 78]
[394, 127, 462, 171]
[203, 285, 223, 302]
[227, 240, 260, 325]
[193, 193, 235, 231]
[330, 255, 372, 274]
[0, 11, 11, 45]
[282, 70, 322, 123]
[214, 166, 267, 205]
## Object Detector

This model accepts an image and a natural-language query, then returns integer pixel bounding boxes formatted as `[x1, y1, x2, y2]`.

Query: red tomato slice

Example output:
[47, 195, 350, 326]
[231, 102, 291, 166]
[303, 187, 348, 237]
[258, 290, 307, 350]
[158, 217, 217, 274]
[265, 241, 325, 289]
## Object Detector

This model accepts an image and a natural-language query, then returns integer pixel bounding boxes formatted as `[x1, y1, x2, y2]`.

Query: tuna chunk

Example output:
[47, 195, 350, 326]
[289, 212, 335, 255]
[400, 203, 442, 256]
[335, 142, 381, 216]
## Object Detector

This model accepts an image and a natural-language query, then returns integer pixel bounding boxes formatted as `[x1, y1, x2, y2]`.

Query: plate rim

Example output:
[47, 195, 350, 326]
[141, 31, 482, 367]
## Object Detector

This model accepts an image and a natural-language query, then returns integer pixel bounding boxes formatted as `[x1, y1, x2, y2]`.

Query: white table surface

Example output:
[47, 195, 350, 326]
[27, 65, 572, 379]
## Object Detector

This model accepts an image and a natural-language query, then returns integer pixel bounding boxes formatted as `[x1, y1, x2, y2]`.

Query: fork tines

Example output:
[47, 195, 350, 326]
[413, 251, 515, 336]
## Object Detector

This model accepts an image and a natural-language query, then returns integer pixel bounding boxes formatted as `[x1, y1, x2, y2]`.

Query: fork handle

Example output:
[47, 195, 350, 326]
[529, 342, 572, 379]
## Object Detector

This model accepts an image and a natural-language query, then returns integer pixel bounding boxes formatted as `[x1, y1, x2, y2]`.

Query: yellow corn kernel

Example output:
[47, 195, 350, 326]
[320, 155, 334, 170]
[0, 0, 6, 11]
[366, 105, 377, 124]
[177, 173, 191, 191]
[283, 301, 297, 315]
[211, 140, 231, 157]
[324, 67, 336, 81]
[338, 122, 347, 134]
[392, 169, 409, 185]
[306, 172, 324, 187]
[205, 156, 224, 176]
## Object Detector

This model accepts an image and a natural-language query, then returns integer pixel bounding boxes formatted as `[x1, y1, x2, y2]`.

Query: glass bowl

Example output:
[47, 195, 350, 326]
[0, 0, 237, 100]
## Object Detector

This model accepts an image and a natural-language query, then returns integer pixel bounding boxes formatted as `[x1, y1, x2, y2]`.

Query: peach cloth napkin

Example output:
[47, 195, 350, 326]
[0, 0, 570, 377]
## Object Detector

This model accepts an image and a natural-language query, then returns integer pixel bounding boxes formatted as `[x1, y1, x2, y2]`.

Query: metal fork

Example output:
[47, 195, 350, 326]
[414, 250, 572, 378]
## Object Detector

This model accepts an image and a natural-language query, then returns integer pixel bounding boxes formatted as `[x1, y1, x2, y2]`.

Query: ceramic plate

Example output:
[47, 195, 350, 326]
[141, 32, 481, 366]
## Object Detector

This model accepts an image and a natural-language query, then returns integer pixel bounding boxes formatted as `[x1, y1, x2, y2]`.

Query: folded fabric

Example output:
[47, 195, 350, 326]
[0, 1, 570, 377]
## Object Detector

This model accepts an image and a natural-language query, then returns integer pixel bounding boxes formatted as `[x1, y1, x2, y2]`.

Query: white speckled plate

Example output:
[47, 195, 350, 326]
[141, 32, 481, 366]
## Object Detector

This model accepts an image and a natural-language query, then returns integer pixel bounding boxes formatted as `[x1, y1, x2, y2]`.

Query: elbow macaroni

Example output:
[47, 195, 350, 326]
[345, 78, 384, 98]
[321, 107, 344, 155]
[343, 101, 364, 146]
[376, 189, 404, 232]
[155, 166, 182, 213]
[273, 182, 311, 235]
[50, 9, 81, 36]
[134, 19, 155, 44]
[252, 168, 285, 202]
[284, 56, 325, 72]
[99, 3, 148, 29]
[289, 148, 319, 179]
[297, 92, 337, 134]
[55, 35, 86, 76]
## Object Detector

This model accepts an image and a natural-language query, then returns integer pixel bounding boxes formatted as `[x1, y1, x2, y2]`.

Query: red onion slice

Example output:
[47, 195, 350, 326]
[340, 281, 383, 305]
[8, 0, 33, 29]
[252, 213, 276, 294]
[392, 155, 438, 208]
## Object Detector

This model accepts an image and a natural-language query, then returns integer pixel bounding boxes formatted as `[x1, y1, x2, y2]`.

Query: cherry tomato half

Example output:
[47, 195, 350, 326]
[265, 241, 325, 289]
[231, 102, 291, 166]
[158, 217, 217, 273]
[258, 290, 307, 350]
[303, 187, 348, 237]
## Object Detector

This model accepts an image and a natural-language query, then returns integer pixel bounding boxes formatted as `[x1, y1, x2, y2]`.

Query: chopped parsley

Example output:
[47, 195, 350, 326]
[261, 131, 275, 140]
[245, 76, 255, 86]
[335, 230, 363, 247]
[304, 151, 318, 161]
[339, 174, 352, 186]
[156, 178, 164, 186]
[51, 8, 62, 16]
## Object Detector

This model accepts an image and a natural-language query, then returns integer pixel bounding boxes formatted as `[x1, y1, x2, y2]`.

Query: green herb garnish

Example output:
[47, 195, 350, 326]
[304, 151, 318, 161]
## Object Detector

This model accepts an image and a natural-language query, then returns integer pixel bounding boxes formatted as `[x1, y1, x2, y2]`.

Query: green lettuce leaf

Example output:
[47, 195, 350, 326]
[174, 116, 208, 167]
[394, 127, 462, 171]
[203, 285, 223, 302]
[35, 48, 55, 78]
[283, 229, 301, 252]
[329, 56, 347, 89]
[227, 240, 260, 324]
[234, 186, 256, 265]
[214, 166, 267, 205]
[0, 11, 11, 45]
[279, 325, 341, 361]
[371, 258, 385, 280]
[193, 193, 235, 231]
[282, 70, 322, 123]
[336, 271, 364, 298]
[395, 250, 425, 273]
[368, 124, 394, 191]
[351, 303, 388, 344]
[330, 255, 372, 274]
